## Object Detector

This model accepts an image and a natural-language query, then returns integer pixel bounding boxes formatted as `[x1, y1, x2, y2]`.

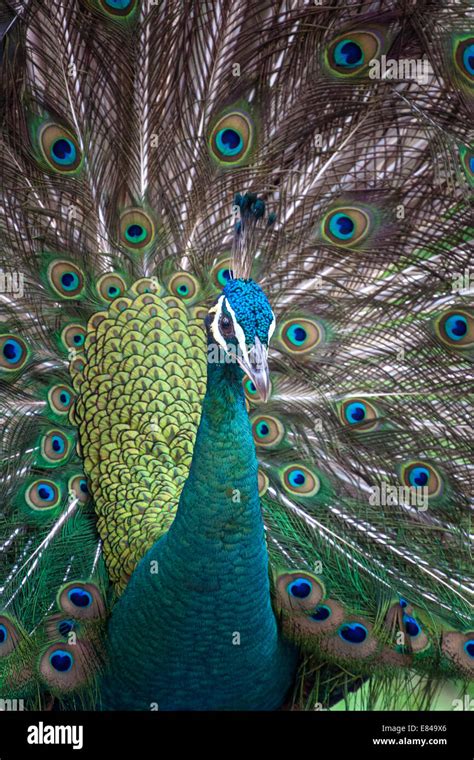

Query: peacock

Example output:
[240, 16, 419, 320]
[0, 0, 472, 712]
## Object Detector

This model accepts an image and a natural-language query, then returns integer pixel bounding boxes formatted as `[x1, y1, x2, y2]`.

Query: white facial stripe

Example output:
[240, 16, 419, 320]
[268, 313, 276, 342]
[224, 299, 251, 367]
[210, 296, 229, 354]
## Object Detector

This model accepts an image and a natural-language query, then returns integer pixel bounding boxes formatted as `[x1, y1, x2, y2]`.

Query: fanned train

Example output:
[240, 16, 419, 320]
[0, 0, 472, 711]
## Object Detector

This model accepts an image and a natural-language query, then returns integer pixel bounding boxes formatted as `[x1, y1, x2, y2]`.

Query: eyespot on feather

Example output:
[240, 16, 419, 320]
[39, 641, 95, 692]
[281, 464, 320, 497]
[48, 261, 85, 299]
[276, 571, 325, 612]
[0, 335, 29, 371]
[58, 582, 105, 620]
[48, 385, 75, 416]
[25, 480, 62, 510]
[433, 309, 474, 349]
[130, 278, 162, 296]
[289, 599, 345, 639]
[41, 430, 72, 464]
[119, 209, 155, 250]
[251, 415, 285, 447]
[68, 475, 90, 504]
[0, 616, 21, 657]
[442, 631, 474, 676]
[277, 317, 324, 355]
[61, 324, 87, 352]
[321, 619, 378, 660]
[326, 31, 381, 76]
[98, 0, 138, 17]
[339, 398, 380, 431]
[454, 36, 474, 83]
[244, 374, 272, 402]
[208, 109, 255, 166]
[257, 469, 269, 496]
[322, 206, 371, 247]
[38, 123, 82, 173]
[97, 273, 127, 302]
[399, 460, 442, 498]
[211, 257, 234, 289]
[167, 272, 200, 301]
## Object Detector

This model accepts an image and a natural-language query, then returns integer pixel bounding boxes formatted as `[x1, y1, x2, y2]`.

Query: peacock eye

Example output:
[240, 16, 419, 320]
[400, 460, 443, 498]
[0, 334, 29, 371]
[454, 37, 474, 82]
[220, 316, 234, 336]
[49, 649, 74, 673]
[311, 604, 332, 622]
[119, 209, 155, 251]
[403, 614, 421, 638]
[327, 31, 381, 76]
[338, 622, 368, 644]
[100, 0, 137, 17]
[208, 109, 255, 166]
[38, 124, 82, 173]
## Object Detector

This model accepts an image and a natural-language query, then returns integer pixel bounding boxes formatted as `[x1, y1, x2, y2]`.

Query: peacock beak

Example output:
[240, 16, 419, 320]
[237, 336, 271, 403]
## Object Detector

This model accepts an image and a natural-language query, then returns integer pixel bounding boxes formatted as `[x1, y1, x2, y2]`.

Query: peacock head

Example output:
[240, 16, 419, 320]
[205, 278, 275, 402]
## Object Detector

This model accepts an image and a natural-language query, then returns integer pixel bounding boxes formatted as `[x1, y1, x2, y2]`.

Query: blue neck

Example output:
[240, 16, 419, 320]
[100, 360, 296, 710]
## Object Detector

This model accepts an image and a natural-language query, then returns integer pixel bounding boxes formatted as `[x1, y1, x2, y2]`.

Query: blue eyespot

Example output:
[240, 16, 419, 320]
[334, 40, 363, 68]
[311, 605, 331, 622]
[49, 649, 73, 673]
[288, 578, 312, 599]
[108, 285, 119, 297]
[125, 224, 147, 243]
[217, 268, 233, 286]
[444, 314, 468, 341]
[38, 484, 55, 501]
[51, 138, 77, 167]
[58, 620, 75, 637]
[463, 44, 474, 76]
[0, 624, 7, 644]
[177, 284, 189, 295]
[329, 212, 355, 240]
[463, 640, 474, 658]
[27, 480, 60, 509]
[256, 421, 270, 437]
[403, 614, 421, 638]
[216, 128, 243, 157]
[288, 469, 306, 488]
[286, 324, 308, 346]
[245, 379, 257, 395]
[51, 435, 65, 454]
[67, 588, 93, 608]
[338, 622, 368, 644]
[73, 333, 85, 346]
[105, 0, 132, 8]
[60, 272, 80, 291]
[3, 339, 23, 363]
[59, 391, 71, 406]
[344, 402, 366, 424]
[408, 467, 429, 488]
[79, 479, 88, 494]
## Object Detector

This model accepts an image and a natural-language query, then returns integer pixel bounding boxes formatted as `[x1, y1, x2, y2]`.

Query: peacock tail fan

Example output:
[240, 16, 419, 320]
[0, 0, 472, 710]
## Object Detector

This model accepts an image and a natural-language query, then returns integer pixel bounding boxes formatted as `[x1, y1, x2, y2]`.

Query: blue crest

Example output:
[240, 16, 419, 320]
[223, 279, 274, 345]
